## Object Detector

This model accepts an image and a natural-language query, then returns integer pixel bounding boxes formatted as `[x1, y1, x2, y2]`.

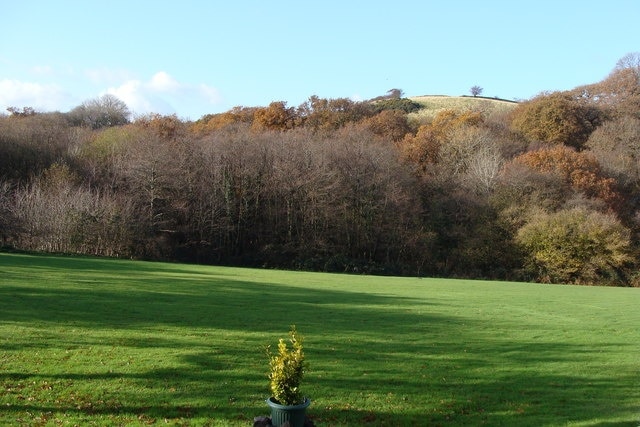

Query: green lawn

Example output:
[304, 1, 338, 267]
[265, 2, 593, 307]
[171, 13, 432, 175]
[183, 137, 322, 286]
[0, 252, 638, 426]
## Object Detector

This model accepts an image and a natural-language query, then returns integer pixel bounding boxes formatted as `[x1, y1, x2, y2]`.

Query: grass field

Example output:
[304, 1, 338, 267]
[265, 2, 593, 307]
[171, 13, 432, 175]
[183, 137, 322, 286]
[0, 252, 638, 426]
[408, 95, 518, 125]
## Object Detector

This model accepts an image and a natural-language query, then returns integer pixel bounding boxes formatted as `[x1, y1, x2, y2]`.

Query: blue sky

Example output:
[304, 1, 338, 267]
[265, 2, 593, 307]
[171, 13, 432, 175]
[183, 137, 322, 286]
[1, 0, 638, 120]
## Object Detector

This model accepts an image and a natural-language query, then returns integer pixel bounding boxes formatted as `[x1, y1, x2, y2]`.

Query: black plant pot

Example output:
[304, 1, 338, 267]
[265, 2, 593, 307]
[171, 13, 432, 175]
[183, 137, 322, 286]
[266, 397, 310, 427]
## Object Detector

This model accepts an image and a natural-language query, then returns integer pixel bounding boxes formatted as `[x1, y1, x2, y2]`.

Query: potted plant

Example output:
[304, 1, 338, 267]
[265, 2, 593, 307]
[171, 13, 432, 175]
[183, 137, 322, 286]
[266, 325, 310, 427]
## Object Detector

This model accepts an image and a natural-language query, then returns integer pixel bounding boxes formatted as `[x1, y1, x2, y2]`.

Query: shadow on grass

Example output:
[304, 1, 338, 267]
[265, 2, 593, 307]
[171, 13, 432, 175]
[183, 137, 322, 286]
[308, 342, 640, 426]
[0, 252, 432, 331]
[1, 253, 638, 425]
[3, 344, 636, 426]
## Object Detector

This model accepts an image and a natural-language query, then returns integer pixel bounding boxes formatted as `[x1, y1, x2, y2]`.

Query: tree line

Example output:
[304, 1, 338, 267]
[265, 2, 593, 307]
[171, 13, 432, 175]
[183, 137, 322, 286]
[1, 53, 639, 286]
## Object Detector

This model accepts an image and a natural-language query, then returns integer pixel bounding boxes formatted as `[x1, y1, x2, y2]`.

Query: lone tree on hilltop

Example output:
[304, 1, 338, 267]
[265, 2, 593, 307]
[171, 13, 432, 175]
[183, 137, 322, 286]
[470, 86, 483, 97]
[386, 88, 404, 99]
[614, 52, 640, 76]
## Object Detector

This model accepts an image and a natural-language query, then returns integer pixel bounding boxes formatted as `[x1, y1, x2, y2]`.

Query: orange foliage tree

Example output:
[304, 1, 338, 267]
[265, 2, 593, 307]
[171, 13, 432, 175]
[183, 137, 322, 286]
[361, 109, 412, 142]
[252, 101, 297, 131]
[399, 109, 484, 171]
[190, 106, 257, 135]
[136, 113, 186, 140]
[296, 96, 374, 132]
[511, 145, 621, 210]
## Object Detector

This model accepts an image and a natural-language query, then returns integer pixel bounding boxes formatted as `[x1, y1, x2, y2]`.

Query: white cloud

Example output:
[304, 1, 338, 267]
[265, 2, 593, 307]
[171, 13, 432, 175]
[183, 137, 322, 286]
[0, 71, 222, 118]
[105, 71, 222, 118]
[0, 79, 70, 112]
[148, 71, 181, 92]
[199, 83, 223, 104]
[105, 79, 151, 113]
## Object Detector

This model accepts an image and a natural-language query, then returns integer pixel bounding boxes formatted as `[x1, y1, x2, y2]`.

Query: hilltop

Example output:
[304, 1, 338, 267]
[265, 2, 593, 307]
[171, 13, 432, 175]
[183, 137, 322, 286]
[407, 94, 518, 123]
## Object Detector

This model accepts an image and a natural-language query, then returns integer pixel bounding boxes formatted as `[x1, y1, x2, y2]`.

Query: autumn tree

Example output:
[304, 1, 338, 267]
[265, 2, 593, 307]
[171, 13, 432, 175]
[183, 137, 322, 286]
[610, 52, 640, 118]
[493, 161, 570, 230]
[190, 106, 258, 135]
[296, 96, 374, 131]
[399, 108, 518, 278]
[252, 101, 297, 131]
[568, 55, 640, 119]
[510, 92, 603, 149]
[399, 109, 484, 172]
[516, 207, 632, 285]
[135, 113, 186, 140]
[511, 145, 621, 211]
[607, 52, 640, 117]
[361, 109, 412, 142]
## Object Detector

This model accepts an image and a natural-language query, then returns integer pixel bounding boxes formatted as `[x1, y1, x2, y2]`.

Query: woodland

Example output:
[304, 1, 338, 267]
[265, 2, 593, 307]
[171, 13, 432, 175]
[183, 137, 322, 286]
[1, 53, 639, 286]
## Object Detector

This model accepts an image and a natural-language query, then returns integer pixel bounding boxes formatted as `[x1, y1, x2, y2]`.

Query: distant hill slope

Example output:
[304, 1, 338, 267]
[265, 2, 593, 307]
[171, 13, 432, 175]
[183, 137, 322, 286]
[408, 95, 518, 124]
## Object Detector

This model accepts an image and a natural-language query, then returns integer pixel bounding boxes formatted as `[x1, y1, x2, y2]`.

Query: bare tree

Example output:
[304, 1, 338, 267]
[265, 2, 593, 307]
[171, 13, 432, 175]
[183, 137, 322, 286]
[440, 126, 499, 179]
[470, 86, 483, 97]
[586, 116, 640, 186]
[0, 111, 74, 180]
[614, 52, 640, 76]
[0, 180, 17, 246]
[466, 142, 504, 194]
[12, 163, 133, 256]
[68, 94, 130, 129]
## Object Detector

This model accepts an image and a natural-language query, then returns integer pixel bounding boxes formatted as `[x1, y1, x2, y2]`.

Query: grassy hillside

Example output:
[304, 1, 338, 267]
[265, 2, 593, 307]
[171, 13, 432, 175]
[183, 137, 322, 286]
[408, 95, 518, 124]
[0, 252, 638, 426]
